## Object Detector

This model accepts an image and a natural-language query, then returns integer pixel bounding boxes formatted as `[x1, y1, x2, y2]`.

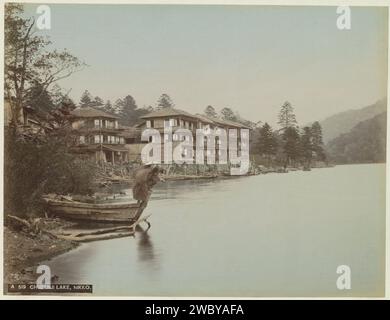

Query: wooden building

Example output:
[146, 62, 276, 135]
[69, 107, 128, 164]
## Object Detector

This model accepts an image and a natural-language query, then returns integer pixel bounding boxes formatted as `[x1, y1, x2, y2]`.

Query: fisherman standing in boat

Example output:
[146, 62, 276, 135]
[132, 164, 164, 204]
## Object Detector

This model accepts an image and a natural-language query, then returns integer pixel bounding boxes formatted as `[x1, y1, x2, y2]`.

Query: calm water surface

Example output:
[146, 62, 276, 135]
[44, 164, 386, 297]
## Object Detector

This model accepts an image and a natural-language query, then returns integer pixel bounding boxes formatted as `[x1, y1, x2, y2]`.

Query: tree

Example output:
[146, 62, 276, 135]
[25, 81, 55, 113]
[278, 101, 297, 131]
[5, 124, 96, 218]
[116, 95, 138, 125]
[220, 107, 237, 121]
[204, 105, 217, 118]
[258, 123, 278, 166]
[93, 96, 104, 107]
[157, 94, 174, 109]
[4, 4, 85, 126]
[311, 121, 326, 161]
[282, 126, 301, 169]
[79, 90, 93, 107]
[102, 100, 115, 114]
[300, 126, 313, 168]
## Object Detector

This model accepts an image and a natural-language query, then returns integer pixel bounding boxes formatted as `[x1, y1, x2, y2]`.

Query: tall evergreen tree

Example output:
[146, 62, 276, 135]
[282, 126, 301, 168]
[220, 107, 237, 121]
[102, 100, 115, 115]
[93, 96, 104, 107]
[258, 123, 278, 166]
[79, 90, 93, 108]
[204, 105, 218, 118]
[157, 94, 174, 109]
[278, 101, 297, 131]
[300, 126, 313, 168]
[116, 95, 138, 125]
[25, 81, 55, 113]
[311, 121, 326, 161]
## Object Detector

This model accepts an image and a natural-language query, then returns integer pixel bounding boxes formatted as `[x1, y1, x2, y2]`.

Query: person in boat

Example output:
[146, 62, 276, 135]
[132, 164, 164, 203]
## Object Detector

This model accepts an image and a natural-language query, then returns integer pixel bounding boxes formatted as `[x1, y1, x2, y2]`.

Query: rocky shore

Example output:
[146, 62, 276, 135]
[4, 218, 78, 289]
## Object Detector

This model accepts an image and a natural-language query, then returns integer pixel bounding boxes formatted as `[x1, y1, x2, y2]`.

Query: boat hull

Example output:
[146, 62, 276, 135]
[45, 199, 147, 224]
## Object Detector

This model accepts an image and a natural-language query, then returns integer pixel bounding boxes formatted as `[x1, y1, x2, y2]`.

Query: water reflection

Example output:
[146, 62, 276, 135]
[42, 165, 386, 296]
[135, 225, 159, 272]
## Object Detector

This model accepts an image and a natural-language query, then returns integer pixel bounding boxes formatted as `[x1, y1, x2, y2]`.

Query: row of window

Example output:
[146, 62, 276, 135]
[146, 119, 197, 130]
[94, 119, 119, 129]
[145, 119, 248, 138]
[149, 134, 246, 147]
[79, 135, 125, 144]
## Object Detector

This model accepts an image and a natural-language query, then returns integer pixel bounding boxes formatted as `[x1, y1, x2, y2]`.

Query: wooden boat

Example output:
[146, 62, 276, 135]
[43, 198, 148, 224]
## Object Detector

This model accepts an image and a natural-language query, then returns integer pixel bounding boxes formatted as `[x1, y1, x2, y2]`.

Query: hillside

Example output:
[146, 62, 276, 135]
[320, 99, 386, 143]
[326, 112, 387, 164]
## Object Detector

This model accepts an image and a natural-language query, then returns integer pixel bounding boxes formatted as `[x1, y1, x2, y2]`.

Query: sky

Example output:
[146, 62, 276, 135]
[23, 4, 388, 126]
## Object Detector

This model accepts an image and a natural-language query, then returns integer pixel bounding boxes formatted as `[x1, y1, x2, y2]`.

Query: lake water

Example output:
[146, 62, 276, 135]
[43, 164, 386, 297]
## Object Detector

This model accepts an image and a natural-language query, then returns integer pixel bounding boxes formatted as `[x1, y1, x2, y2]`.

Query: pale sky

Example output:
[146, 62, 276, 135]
[24, 4, 388, 126]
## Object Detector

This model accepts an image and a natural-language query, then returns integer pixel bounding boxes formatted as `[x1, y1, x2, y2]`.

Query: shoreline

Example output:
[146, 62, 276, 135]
[4, 219, 79, 291]
[3, 163, 337, 291]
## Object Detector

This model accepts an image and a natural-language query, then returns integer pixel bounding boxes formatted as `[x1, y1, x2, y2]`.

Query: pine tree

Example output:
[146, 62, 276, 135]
[300, 126, 313, 168]
[278, 101, 297, 131]
[282, 126, 301, 169]
[79, 90, 93, 108]
[102, 100, 115, 114]
[157, 94, 174, 109]
[204, 105, 217, 118]
[311, 121, 326, 161]
[117, 95, 138, 125]
[258, 122, 278, 167]
[93, 96, 104, 107]
[220, 107, 237, 121]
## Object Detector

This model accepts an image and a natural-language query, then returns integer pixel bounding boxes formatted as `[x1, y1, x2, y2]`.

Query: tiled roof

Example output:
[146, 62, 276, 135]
[140, 107, 251, 129]
[198, 114, 251, 129]
[140, 107, 198, 120]
[70, 107, 119, 119]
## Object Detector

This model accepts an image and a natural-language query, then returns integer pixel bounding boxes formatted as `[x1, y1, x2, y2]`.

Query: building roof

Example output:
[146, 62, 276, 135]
[140, 107, 198, 120]
[194, 114, 215, 124]
[139, 107, 252, 129]
[70, 107, 119, 119]
[198, 114, 251, 129]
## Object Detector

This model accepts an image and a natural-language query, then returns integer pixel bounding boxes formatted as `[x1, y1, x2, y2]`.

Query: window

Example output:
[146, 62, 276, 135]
[173, 134, 178, 141]
[120, 137, 124, 144]
[94, 135, 100, 143]
[94, 119, 100, 128]
[164, 119, 170, 128]
[169, 118, 175, 127]
[115, 121, 118, 129]
[79, 136, 85, 144]
[146, 120, 151, 128]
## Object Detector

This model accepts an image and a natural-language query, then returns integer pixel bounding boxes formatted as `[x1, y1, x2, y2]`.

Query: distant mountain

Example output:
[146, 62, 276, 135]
[320, 99, 387, 143]
[326, 111, 387, 164]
